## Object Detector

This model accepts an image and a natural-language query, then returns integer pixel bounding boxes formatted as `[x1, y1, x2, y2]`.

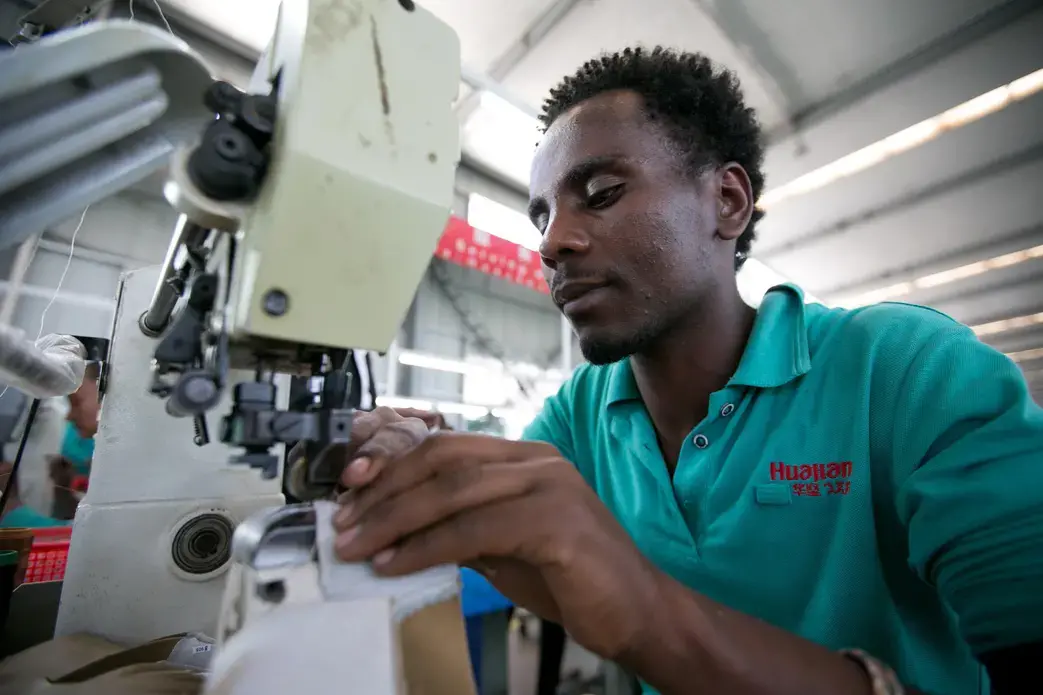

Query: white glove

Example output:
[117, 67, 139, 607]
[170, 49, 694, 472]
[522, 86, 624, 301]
[0, 326, 86, 398]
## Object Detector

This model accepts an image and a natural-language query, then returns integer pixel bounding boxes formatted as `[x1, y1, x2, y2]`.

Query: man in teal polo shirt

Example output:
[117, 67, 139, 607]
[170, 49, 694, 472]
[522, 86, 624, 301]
[328, 47, 1043, 694]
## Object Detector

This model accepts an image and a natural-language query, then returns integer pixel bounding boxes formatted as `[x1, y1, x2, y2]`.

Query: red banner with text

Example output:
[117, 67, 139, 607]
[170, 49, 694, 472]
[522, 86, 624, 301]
[435, 216, 548, 294]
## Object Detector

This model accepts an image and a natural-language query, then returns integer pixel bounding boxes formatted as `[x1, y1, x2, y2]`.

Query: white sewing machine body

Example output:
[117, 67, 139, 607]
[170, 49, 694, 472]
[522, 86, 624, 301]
[0, 0, 462, 683]
[54, 265, 291, 643]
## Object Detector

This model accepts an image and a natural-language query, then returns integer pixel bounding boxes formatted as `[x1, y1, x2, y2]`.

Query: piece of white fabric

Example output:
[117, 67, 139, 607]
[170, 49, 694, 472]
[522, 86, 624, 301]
[313, 501, 459, 621]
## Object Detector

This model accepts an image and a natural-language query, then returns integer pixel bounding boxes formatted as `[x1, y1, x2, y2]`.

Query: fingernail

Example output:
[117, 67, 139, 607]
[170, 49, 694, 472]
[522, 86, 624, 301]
[349, 457, 370, 475]
[372, 548, 396, 565]
[335, 526, 360, 551]
[334, 503, 353, 528]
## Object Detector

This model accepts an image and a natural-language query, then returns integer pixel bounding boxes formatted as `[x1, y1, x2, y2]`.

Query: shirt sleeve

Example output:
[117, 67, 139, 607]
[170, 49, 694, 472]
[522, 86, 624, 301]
[888, 322, 1043, 655]
[520, 379, 576, 463]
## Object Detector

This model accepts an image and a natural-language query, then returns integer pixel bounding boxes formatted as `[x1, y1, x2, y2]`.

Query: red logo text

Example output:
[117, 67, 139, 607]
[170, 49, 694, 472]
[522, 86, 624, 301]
[770, 461, 853, 497]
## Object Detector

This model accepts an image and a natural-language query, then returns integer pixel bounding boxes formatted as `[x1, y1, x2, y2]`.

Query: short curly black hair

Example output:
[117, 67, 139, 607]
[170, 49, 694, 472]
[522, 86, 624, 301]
[540, 47, 766, 270]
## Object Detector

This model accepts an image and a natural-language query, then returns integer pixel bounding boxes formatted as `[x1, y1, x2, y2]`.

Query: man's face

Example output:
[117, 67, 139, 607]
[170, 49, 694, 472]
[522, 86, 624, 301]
[528, 91, 725, 365]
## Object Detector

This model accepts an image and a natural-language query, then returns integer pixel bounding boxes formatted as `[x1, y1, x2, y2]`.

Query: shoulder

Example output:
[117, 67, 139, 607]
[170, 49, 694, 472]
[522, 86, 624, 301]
[803, 301, 982, 382]
[807, 300, 968, 351]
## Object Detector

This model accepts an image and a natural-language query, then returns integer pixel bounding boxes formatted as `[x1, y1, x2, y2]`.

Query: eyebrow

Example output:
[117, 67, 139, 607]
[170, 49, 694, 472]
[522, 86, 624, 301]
[527, 154, 627, 220]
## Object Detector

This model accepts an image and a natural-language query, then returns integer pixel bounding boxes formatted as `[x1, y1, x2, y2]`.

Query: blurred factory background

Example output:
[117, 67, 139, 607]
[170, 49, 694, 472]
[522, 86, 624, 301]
[1, 1, 1041, 693]
[3, 0, 1041, 440]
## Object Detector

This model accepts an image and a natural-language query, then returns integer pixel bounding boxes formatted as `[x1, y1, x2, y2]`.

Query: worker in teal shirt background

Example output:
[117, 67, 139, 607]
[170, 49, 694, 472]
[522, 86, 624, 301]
[324, 48, 1043, 695]
[50, 363, 100, 520]
[0, 459, 68, 528]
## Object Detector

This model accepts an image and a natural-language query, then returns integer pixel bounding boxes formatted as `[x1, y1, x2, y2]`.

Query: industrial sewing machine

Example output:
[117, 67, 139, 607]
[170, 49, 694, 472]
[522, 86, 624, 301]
[0, 1, 463, 691]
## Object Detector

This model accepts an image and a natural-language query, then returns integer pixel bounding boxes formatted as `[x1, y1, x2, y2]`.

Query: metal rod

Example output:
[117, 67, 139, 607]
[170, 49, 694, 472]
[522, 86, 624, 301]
[140, 215, 207, 336]
[0, 238, 38, 325]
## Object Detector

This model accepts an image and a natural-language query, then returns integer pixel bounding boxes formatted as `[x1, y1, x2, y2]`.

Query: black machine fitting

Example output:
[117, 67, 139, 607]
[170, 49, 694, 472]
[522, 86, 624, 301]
[221, 377, 354, 485]
[188, 81, 279, 202]
[188, 123, 266, 202]
[203, 81, 245, 117]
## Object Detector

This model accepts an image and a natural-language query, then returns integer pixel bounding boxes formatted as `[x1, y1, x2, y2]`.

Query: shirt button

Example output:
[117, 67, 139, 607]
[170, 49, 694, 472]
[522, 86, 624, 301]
[720, 403, 735, 417]
[693, 434, 709, 449]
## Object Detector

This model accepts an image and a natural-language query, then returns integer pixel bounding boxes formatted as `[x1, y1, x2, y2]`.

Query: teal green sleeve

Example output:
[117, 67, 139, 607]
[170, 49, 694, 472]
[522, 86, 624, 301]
[889, 322, 1043, 655]
[520, 379, 576, 462]
[0, 505, 70, 528]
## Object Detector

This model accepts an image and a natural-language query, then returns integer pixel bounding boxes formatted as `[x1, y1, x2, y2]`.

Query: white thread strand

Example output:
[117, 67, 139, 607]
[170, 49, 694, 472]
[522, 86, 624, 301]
[0, 206, 89, 402]
[152, 0, 175, 35]
[35, 205, 88, 343]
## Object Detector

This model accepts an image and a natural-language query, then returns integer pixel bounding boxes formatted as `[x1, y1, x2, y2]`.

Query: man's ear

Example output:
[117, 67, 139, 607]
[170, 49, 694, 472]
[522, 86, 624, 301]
[716, 163, 754, 242]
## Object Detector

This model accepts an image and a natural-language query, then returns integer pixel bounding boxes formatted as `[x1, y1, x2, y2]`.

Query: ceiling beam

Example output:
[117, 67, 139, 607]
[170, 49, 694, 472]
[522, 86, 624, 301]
[686, 0, 799, 138]
[821, 223, 1043, 299]
[757, 140, 1043, 260]
[456, 0, 582, 122]
[765, 0, 1042, 143]
[986, 326, 1043, 354]
[460, 66, 539, 120]
[933, 277, 1043, 323]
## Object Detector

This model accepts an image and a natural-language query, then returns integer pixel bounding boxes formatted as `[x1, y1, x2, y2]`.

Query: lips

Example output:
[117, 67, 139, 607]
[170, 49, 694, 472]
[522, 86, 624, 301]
[552, 281, 612, 315]
[552, 281, 606, 305]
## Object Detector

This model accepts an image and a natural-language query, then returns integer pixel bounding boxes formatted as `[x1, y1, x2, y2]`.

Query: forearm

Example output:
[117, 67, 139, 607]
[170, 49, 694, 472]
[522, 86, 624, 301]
[618, 572, 874, 695]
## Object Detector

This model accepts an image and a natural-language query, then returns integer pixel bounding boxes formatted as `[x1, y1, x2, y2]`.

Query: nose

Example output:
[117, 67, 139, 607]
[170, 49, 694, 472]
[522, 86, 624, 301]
[539, 211, 591, 271]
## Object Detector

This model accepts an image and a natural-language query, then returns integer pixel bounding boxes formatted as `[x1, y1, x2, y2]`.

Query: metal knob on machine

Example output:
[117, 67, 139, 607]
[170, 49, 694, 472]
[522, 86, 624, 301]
[165, 371, 222, 418]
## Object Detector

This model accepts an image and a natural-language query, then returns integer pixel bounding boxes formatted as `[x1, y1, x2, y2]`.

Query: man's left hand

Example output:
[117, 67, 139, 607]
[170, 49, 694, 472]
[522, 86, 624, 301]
[332, 432, 664, 662]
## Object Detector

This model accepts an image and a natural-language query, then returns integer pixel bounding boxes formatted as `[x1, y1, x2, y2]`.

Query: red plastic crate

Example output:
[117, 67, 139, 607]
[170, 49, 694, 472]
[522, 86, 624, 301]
[26, 526, 72, 583]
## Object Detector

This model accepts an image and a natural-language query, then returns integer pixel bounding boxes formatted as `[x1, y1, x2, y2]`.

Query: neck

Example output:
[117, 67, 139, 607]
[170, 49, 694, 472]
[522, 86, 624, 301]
[631, 282, 755, 445]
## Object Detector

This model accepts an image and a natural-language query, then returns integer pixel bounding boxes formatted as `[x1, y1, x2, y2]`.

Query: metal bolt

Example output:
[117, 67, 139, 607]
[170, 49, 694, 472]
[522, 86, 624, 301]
[262, 289, 289, 316]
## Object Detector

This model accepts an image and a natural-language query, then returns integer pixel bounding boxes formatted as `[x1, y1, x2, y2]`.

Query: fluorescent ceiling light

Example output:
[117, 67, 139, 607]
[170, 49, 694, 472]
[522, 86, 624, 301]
[467, 194, 542, 251]
[397, 350, 489, 376]
[375, 396, 433, 411]
[397, 349, 562, 383]
[161, 0, 279, 52]
[374, 396, 489, 420]
[971, 312, 1043, 338]
[759, 67, 1043, 209]
[462, 91, 542, 187]
[433, 401, 490, 419]
[835, 243, 1043, 307]
[1009, 347, 1043, 363]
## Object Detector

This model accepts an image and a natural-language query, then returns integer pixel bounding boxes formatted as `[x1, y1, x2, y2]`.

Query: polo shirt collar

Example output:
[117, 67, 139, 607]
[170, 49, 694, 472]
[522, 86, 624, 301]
[729, 283, 811, 388]
[606, 283, 812, 405]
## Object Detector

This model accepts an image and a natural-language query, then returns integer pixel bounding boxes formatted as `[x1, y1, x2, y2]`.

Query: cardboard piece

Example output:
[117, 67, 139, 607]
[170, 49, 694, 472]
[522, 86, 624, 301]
[0, 598, 478, 695]
[398, 597, 477, 695]
[0, 633, 205, 695]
